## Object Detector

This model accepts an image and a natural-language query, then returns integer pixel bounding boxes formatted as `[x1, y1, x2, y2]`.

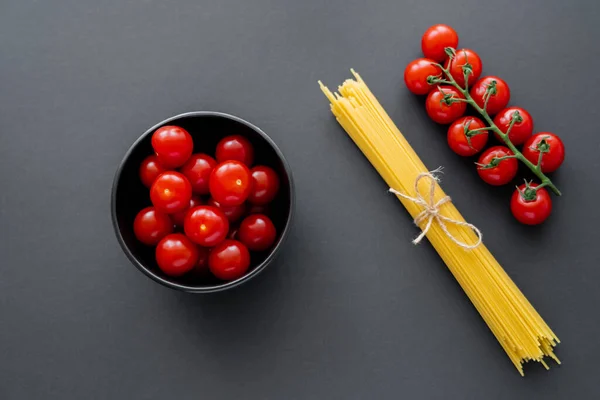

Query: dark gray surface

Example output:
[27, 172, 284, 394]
[1, 0, 599, 398]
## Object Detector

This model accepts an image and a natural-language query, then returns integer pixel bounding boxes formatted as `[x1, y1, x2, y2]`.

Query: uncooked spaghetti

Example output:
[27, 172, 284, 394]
[319, 70, 559, 375]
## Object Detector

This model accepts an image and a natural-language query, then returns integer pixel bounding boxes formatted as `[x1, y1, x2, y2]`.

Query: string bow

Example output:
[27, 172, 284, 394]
[389, 169, 482, 249]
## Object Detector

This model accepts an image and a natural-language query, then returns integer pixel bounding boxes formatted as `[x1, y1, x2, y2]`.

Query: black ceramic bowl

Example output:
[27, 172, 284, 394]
[111, 111, 294, 293]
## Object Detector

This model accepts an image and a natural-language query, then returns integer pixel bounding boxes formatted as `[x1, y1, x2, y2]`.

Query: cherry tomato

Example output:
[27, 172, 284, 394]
[228, 226, 239, 240]
[470, 76, 510, 116]
[151, 126, 194, 168]
[522, 133, 565, 173]
[476, 146, 518, 186]
[445, 49, 482, 88]
[248, 166, 280, 205]
[139, 155, 166, 188]
[155, 233, 199, 277]
[421, 24, 459, 62]
[215, 135, 254, 166]
[510, 183, 552, 225]
[493, 107, 534, 145]
[171, 196, 202, 227]
[238, 214, 277, 252]
[209, 161, 252, 206]
[190, 246, 210, 277]
[247, 203, 270, 215]
[447, 116, 489, 156]
[180, 153, 217, 195]
[184, 205, 229, 247]
[133, 207, 173, 245]
[425, 86, 466, 124]
[206, 198, 246, 222]
[404, 58, 441, 95]
[150, 172, 192, 214]
[209, 240, 250, 281]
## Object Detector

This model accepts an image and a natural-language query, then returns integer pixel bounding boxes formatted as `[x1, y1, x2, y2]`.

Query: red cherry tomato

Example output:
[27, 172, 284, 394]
[238, 214, 277, 252]
[155, 233, 199, 277]
[470, 76, 510, 116]
[522, 133, 565, 173]
[171, 196, 202, 227]
[447, 116, 489, 156]
[184, 206, 229, 247]
[133, 207, 173, 245]
[247, 203, 270, 215]
[215, 135, 254, 166]
[421, 24, 459, 62]
[425, 86, 466, 124]
[476, 146, 518, 186]
[209, 161, 252, 206]
[139, 155, 166, 188]
[404, 58, 441, 95]
[206, 198, 246, 222]
[228, 226, 239, 240]
[248, 166, 280, 205]
[209, 240, 250, 281]
[180, 153, 217, 195]
[445, 49, 482, 88]
[510, 183, 552, 225]
[190, 246, 210, 277]
[150, 172, 192, 214]
[493, 107, 534, 145]
[151, 126, 194, 168]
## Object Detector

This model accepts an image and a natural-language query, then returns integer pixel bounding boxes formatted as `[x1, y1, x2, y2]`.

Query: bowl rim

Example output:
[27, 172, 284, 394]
[110, 111, 295, 293]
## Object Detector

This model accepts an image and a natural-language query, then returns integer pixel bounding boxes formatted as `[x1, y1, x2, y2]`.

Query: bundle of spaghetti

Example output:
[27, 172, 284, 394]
[319, 70, 559, 375]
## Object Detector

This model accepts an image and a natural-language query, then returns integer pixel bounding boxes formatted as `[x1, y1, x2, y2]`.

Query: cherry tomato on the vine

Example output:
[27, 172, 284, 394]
[421, 24, 459, 62]
[476, 146, 518, 186]
[522, 132, 565, 173]
[133, 207, 173, 245]
[150, 172, 192, 214]
[510, 183, 552, 225]
[155, 233, 199, 277]
[206, 197, 247, 222]
[139, 155, 166, 188]
[209, 160, 252, 206]
[248, 166, 280, 205]
[184, 205, 229, 247]
[209, 240, 250, 281]
[404, 58, 441, 95]
[151, 126, 194, 168]
[215, 135, 254, 166]
[171, 196, 202, 227]
[447, 116, 489, 156]
[470, 76, 510, 116]
[180, 153, 217, 195]
[238, 214, 277, 252]
[445, 48, 482, 88]
[425, 86, 466, 124]
[493, 107, 534, 145]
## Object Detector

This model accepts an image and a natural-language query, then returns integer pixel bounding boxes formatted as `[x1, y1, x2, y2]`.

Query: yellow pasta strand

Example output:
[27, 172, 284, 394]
[319, 70, 560, 375]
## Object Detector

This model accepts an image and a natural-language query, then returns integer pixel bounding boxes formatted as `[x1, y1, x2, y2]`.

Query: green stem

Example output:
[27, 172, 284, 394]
[433, 63, 562, 196]
[536, 150, 544, 169]
[467, 127, 491, 133]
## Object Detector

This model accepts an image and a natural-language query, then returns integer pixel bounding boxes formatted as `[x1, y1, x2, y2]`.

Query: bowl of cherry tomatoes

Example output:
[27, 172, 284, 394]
[111, 111, 294, 293]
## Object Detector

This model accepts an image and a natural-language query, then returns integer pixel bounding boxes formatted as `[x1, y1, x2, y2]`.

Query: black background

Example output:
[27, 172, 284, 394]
[1, 1, 599, 398]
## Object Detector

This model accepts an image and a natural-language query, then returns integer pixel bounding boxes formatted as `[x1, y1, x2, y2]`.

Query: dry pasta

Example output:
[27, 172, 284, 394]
[319, 70, 560, 375]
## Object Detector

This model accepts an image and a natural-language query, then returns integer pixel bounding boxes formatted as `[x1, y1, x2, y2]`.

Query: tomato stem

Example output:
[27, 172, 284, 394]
[466, 126, 489, 134]
[429, 55, 562, 196]
[476, 154, 518, 169]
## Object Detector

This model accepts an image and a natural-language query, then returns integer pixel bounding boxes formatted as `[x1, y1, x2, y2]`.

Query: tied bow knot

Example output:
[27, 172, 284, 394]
[389, 169, 482, 249]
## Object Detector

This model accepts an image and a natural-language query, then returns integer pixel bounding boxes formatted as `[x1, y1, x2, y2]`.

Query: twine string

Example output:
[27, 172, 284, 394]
[389, 169, 482, 249]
